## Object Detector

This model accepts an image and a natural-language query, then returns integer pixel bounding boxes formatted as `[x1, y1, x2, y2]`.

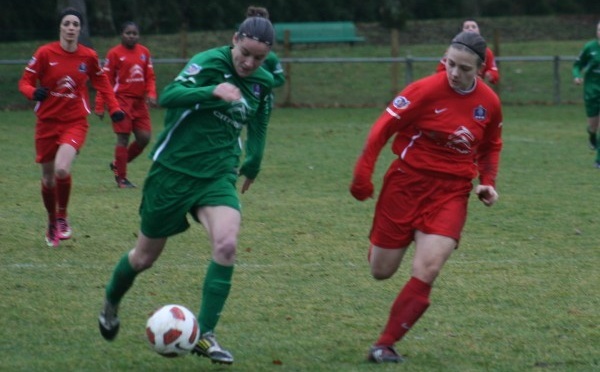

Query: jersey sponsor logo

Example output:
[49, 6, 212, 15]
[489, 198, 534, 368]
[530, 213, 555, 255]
[51, 75, 78, 99]
[473, 105, 487, 121]
[434, 107, 447, 114]
[119, 56, 126, 61]
[184, 63, 201, 76]
[213, 98, 250, 130]
[126, 64, 145, 83]
[392, 95, 410, 110]
[223, 73, 232, 79]
[446, 126, 475, 154]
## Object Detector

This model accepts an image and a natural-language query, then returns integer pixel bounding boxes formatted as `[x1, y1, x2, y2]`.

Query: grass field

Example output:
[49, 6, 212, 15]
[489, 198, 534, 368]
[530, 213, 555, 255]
[1, 105, 598, 371]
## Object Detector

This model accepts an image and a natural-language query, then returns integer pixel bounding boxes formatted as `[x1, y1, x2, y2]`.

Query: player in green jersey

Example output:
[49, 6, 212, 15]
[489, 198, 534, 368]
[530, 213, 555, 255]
[573, 20, 600, 166]
[98, 16, 275, 365]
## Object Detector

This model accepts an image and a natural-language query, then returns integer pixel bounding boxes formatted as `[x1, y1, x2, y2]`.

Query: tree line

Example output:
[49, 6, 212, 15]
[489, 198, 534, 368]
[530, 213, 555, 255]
[1, 0, 599, 42]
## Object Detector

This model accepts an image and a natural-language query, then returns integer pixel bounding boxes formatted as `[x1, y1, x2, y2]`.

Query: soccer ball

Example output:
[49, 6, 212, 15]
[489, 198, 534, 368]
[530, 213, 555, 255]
[145, 304, 200, 357]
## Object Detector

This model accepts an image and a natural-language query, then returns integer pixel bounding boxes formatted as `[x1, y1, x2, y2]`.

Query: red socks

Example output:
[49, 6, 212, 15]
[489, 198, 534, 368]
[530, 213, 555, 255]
[376, 276, 432, 346]
[55, 175, 71, 219]
[114, 145, 128, 179]
[41, 182, 56, 224]
[41, 175, 72, 222]
[127, 141, 144, 162]
[114, 142, 144, 179]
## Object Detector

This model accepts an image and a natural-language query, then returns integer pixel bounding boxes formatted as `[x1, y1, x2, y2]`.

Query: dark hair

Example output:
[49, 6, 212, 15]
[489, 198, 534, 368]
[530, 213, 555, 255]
[450, 31, 486, 63]
[246, 6, 269, 19]
[58, 7, 83, 26]
[120, 21, 139, 33]
[237, 16, 274, 46]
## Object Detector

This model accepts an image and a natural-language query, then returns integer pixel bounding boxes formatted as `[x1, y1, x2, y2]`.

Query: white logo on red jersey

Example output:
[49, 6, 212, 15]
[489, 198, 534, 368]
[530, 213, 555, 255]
[446, 126, 475, 154]
[126, 64, 145, 83]
[51, 76, 77, 99]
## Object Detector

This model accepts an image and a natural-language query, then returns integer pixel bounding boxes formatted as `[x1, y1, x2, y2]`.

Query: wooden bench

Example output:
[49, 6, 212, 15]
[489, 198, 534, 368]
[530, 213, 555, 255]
[273, 22, 365, 45]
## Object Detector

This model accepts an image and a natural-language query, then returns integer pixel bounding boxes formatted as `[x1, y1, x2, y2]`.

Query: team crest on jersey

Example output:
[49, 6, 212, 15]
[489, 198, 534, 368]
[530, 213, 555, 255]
[392, 96, 411, 110]
[140, 54, 147, 62]
[185, 63, 202, 76]
[252, 84, 261, 97]
[473, 105, 487, 121]
[78, 63, 87, 73]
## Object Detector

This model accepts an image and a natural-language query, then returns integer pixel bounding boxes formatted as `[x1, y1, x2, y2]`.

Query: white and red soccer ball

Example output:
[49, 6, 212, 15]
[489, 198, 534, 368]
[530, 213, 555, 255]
[145, 304, 200, 357]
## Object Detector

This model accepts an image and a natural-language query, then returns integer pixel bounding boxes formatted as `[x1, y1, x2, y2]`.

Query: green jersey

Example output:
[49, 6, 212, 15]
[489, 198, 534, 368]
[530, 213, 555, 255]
[263, 51, 285, 88]
[572, 40, 600, 99]
[153, 46, 273, 180]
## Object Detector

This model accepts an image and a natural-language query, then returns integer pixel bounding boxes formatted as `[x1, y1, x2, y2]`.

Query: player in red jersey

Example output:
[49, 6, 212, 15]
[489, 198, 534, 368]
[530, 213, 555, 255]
[350, 31, 503, 363]
[95, 21, 157, 188]
[18, 8, 124, 248]
[436, 19, 500, 85]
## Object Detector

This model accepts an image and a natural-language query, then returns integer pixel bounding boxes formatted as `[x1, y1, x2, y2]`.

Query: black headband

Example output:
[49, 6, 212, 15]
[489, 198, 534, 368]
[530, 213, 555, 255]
[239, 32, 272, 46]
[451, 41, 485, 62]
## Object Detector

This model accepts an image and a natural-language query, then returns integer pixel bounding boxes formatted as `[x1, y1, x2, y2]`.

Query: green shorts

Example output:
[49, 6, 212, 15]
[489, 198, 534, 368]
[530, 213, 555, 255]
[584, 88, 600, 117]
[139, 162, 241, 238]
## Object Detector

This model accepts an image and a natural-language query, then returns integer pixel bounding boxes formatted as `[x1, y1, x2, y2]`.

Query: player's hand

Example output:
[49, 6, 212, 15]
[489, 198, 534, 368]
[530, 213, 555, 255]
[147, 97, 158, 108]
[33, 87, 49, 101]
[110, 110, 125, 122]
[213, 83, 241, 102]
[350, 179, 374, 201]
[475, 184, 498, 207]
[241, 177, 254, 194]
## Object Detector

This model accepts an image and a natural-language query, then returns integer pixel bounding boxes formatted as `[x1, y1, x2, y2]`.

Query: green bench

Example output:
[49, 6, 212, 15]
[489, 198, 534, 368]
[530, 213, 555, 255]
[273, 22, 365, 45]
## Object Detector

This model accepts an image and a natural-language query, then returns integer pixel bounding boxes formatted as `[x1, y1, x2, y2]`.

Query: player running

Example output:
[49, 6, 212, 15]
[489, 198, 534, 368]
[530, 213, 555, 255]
[350, 31, 503, 363]
[95, 21, 157, 188]
[98, 16, 276, 365]
[573, 20, 600, 164]
[18, 7, 124, 248]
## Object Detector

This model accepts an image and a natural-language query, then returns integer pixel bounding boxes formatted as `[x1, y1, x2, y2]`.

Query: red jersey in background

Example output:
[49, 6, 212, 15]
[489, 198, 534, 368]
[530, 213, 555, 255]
[95, 43, 157, 109]
[18, 41, 120, 122]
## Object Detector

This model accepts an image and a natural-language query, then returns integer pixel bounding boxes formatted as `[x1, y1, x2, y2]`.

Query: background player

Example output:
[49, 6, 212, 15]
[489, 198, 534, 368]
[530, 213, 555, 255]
[95, 21, 157, 188]
[18, 7, 124, 247]
[573, 20, 600, 164]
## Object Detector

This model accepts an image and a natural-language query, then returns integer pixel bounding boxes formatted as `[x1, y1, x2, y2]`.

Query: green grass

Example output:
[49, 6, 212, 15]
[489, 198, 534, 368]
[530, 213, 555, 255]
[1, 105, 598, 371]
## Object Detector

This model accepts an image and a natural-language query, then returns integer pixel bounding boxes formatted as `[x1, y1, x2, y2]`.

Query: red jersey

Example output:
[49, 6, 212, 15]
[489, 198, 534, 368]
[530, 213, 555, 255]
[436, 47, 499, 84]
[354, 72, 502, 187]
[18, 41, 120, 122]
[95, 43, 157, 109]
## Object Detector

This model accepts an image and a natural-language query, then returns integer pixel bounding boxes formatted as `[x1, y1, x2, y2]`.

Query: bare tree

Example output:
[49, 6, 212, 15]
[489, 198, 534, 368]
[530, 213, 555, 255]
[93, 0, 117, 36]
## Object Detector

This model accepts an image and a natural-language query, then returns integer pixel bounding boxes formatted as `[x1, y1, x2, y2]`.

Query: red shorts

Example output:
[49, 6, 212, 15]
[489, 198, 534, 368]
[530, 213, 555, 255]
[370, 160, 473, 249]
[113, 96, 151, 134]
[35, 118, 89, 163]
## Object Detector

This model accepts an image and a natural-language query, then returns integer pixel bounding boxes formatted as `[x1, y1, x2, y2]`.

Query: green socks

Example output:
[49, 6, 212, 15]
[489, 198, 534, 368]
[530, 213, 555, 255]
[198, 260, 234, 333]
[105, 253, 138, 306]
